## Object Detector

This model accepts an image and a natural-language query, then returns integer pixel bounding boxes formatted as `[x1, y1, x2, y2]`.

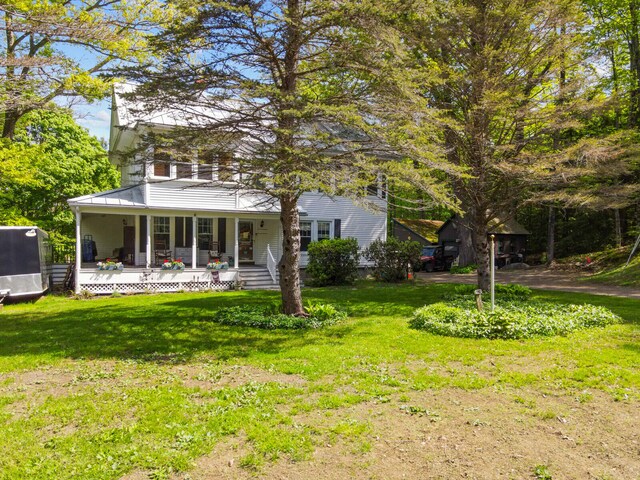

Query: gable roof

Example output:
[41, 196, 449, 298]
[436, 215, 530, 236]
[393, 218, 444, 243]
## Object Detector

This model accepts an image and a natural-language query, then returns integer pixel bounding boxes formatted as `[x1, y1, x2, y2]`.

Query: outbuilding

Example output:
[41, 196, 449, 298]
[437, 216, 530, 267]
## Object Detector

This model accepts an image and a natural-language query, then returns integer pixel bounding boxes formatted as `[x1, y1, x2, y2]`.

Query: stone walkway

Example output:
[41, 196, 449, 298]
[415, 266, 640, 299]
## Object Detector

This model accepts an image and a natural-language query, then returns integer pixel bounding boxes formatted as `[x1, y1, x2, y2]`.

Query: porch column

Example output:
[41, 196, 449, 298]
[75, 207, 81, 294]
[146, 215, 152, 268]
[192, 214, 197, 269]
[234, 217, 239, 269]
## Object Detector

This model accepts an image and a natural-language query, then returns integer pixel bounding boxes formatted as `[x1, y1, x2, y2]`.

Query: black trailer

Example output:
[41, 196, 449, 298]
[0, 227, 52, 300]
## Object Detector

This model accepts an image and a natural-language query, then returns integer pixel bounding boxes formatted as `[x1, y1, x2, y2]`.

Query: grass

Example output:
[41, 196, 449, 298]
[0, 282, 638, 479]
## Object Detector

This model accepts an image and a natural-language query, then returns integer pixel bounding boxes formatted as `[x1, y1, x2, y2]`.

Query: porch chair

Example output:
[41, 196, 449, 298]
[208, 240, 221, 263]
[154, 239, 172, 266]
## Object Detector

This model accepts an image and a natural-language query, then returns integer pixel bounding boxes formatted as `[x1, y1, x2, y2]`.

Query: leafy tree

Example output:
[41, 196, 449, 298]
[0, 0, 164, 139]
[121, 0, 454, 315]
[0, 108, 119, 245]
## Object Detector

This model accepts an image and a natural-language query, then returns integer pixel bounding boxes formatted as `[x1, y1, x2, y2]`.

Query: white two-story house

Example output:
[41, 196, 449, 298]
[68, 85, 387, 294]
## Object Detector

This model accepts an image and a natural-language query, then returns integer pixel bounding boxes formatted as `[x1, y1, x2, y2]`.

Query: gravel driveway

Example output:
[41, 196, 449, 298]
[415, 266, 640, 299]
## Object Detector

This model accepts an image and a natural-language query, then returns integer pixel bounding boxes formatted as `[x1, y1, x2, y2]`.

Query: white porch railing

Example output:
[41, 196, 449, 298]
[266, 244, 277, 284]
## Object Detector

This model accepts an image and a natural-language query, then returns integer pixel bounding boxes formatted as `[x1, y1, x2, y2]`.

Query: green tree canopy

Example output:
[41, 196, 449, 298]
[0, 108, 119, 246]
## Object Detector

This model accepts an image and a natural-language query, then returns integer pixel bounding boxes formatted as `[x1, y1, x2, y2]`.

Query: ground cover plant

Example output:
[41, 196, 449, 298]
[211, 302, 346, 329]
[411, 301, 621, 339]
[0, 283, 638, 479]
[412, 283, 622, 339]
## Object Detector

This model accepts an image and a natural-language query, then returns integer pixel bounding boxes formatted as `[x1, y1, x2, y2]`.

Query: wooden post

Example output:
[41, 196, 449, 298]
[474, 289, 483, 311]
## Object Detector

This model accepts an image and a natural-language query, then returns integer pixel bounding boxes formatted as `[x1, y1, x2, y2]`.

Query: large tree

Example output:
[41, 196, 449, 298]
[385, 0, 589, 289]
[122, 0, 454, 314]
[0, 0, 162, 139]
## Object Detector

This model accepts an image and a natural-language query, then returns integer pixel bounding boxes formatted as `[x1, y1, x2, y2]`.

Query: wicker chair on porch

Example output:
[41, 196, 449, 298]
[208, 240, 220, 263]
[154, 239, 172, 266]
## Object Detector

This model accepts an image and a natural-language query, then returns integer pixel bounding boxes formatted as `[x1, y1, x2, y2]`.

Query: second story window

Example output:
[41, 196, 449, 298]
[153, 151, 171, 177]
[218, 153, 233, 182]
[198, 151, 214, 180]
[176, 162, 193, 179]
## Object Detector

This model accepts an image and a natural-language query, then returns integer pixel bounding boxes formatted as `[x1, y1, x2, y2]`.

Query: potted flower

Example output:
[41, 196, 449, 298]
[161, 258, 185, 270]
[97, 258, 124, 271]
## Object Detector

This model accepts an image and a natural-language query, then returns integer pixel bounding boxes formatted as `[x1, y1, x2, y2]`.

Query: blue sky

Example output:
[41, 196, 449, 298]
[71, 100, 111, 142]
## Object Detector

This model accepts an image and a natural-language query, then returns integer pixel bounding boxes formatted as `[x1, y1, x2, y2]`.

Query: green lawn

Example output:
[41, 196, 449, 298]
[0, 283, 638, 479]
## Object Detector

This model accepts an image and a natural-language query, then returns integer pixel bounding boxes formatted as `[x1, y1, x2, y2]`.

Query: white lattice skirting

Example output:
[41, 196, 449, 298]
[78, 269, 238, 295]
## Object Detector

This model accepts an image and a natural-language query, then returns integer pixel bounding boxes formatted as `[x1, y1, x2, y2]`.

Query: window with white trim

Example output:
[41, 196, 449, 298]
[197, 218, 214, 250]
[317, 221, 331, 241]
[154, 217, 170, 249]
[153, 151, 171, 177]
[300, 220, 336, 251]
[176, 162, 193, 179]
[300, 221, 312, 251]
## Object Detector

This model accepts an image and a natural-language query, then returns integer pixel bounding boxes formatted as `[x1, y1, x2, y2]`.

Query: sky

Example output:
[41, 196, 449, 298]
[72, 100, 112, 143]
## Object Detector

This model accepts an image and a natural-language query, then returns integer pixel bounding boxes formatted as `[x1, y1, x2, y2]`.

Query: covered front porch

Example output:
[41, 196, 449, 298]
[73, 209, 281, 294]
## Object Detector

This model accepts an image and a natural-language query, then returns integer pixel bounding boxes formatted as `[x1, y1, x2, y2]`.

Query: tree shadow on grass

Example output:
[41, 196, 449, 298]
[0, 295, 365, 364]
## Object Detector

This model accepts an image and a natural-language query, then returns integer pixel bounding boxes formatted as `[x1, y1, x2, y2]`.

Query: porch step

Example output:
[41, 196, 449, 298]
[239, 267, 279, 290]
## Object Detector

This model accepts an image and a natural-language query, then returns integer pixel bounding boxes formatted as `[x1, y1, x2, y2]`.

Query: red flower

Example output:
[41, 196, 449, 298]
[164, 259, 169, 263]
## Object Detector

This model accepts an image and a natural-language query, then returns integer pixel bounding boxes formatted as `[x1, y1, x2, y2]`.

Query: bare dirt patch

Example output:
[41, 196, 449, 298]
[175, 388, 640, 480]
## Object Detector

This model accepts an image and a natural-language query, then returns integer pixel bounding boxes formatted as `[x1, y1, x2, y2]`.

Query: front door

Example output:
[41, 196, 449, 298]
[238, 221, 254, 262]
[123, 226, 135, 264]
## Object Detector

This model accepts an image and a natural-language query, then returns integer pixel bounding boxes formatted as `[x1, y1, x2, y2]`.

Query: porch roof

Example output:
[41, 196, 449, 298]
[68, 185, 146, 207]
[68, 184, 306, 216]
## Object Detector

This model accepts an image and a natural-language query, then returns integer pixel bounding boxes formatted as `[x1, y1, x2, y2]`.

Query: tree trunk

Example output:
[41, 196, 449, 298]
[629, 0, 640, 127]
[2, 110, 19, 139]
[546, 205, 556, 264]
[614, 208, 622, 247]
[278, 195, 305, 316]
[473, 222, 491, 291]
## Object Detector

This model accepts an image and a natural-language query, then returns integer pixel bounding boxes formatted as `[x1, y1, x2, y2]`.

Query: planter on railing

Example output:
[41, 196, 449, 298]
[206, 261, 229, 270]
[161, 259, 185, 271]
[96, 259, 124, 271]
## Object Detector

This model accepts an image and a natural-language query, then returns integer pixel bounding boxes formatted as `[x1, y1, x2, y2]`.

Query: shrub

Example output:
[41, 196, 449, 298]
[306, 238, 360, 286]
[410, 300, 621, 340]
[363, 238, 422, 282]
[211, 303, 346, 329]
[449, 264, 477, 274]
[443, 283, 532, 301]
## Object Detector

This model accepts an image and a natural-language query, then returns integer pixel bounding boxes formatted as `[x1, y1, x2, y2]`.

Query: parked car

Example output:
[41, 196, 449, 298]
[420, 245, 450, 272]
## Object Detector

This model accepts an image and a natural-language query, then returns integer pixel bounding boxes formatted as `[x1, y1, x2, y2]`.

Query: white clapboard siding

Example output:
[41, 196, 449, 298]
[297, 192, 387, 266]
[148, 182, 238, 211]
[52, 264, 71, 286]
